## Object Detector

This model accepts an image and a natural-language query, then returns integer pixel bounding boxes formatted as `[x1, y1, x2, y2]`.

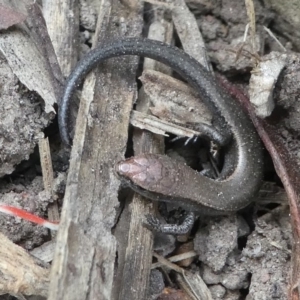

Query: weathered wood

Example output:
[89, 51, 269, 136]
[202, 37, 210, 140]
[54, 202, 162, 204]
[48, 0, 143, 299]
[139, 70, 212, 125]
[0, 232, 49, 297]
[43, 0, 80, 77]
[117, 14, 174, 300]
[38, 138, 59, 239]
[130, 110, 211, 138]
[26, 3, 65, 91]
[172, 0, 211, 71]
[0, 0, 62, 113]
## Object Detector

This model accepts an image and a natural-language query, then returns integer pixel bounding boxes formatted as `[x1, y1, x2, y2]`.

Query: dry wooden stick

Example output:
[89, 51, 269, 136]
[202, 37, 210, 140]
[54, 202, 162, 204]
[0, 232, 49, 297]
[43, 0, 80, 77]
[116, 12, 174, 300]
[48, 0, 143, 299]
[140, 69, 212, 125]
[130, 111, 210, 139]
[172, 0, 211, 71]
[38, 138, 59, 236]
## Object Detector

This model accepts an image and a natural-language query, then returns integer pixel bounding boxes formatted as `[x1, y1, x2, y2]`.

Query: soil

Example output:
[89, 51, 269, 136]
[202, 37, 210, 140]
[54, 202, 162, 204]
[1, 0, 300, 299]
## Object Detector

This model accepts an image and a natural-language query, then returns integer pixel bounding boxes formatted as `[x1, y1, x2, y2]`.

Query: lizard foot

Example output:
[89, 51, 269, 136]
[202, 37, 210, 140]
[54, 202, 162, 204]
[144, 212, 195, 235]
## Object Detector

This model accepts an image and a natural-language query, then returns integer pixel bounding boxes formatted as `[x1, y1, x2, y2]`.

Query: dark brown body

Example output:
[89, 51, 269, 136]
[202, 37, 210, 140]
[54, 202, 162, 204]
[115, 153, 262, 215]
[59, 38, 263, 214]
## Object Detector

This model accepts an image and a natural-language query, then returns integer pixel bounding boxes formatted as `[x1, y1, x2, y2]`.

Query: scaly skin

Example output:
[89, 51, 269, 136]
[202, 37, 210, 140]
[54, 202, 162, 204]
[59, 38, 263, 215]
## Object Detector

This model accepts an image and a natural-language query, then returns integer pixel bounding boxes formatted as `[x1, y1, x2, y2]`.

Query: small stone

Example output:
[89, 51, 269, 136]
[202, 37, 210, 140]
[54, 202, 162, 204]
[209, 284, 226, 299]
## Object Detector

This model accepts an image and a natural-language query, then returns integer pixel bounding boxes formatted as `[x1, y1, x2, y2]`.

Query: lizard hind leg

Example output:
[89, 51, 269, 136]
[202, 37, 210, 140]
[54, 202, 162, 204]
[144, 211, 196, 235]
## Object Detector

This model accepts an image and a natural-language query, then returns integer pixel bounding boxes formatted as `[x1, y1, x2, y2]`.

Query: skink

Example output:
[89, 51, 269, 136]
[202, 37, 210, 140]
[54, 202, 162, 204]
[59, 38, 263, 217]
